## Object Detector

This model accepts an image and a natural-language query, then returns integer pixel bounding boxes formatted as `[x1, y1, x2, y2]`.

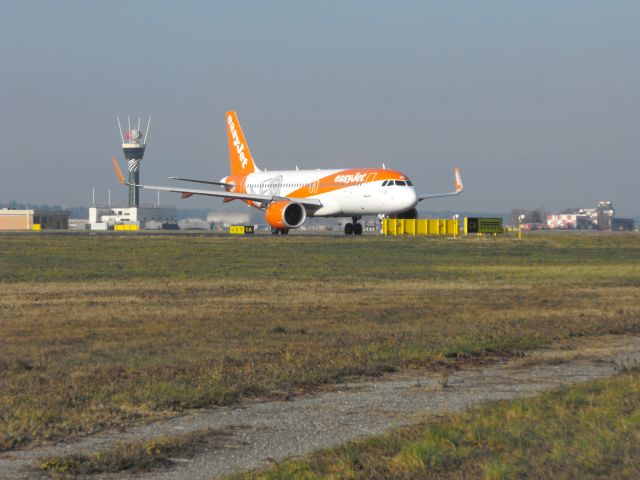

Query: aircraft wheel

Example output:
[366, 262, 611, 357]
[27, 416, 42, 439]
[354, 223, 363, 235]
[271, 227, 280, 235]
[344, 223, 354, 235]
[281, 228, 290, 235]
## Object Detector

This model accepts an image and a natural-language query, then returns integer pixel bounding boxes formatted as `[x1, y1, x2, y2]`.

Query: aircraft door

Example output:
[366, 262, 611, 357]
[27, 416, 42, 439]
[363, 173, 377, 197]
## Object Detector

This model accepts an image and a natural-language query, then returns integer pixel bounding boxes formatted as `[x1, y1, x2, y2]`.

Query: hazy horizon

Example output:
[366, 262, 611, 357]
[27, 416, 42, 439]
[2, 1, 638, 216]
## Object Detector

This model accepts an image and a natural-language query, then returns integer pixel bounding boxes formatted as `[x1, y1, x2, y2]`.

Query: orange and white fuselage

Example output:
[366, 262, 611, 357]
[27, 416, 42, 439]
[222, 168, 419, 217]
[112, 111, 462, 234]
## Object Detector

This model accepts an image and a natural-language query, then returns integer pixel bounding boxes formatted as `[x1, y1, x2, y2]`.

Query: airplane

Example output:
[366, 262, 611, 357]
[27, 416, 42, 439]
[112, 111, 463, 235]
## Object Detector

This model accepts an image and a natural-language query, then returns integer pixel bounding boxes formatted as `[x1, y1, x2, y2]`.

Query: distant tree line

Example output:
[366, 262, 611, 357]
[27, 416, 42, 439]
[0, 201, 87, 218]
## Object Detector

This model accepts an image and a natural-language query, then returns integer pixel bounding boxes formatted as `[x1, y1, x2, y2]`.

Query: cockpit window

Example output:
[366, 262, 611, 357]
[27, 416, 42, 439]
[382, 179, 412, 187]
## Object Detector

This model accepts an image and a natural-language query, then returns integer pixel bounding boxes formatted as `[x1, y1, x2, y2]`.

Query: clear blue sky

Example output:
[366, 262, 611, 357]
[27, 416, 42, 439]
[1, 0, 638, 215]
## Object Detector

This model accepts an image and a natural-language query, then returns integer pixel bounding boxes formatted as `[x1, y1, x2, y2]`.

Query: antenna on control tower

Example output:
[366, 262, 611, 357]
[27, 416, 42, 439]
[117, 115, 150, 207]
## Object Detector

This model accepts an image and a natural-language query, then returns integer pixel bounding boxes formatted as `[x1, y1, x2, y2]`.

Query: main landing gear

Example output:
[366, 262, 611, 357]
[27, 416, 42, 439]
[344, 216, 363, 235]
[271, 227, 289, 235]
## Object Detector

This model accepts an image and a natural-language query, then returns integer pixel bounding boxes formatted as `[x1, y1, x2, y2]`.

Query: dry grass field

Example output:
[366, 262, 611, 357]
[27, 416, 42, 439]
[1, 233, 639, 451]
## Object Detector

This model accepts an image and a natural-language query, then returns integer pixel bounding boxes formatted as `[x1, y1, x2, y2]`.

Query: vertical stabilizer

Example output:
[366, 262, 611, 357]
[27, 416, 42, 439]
[226, 111, 258, 175]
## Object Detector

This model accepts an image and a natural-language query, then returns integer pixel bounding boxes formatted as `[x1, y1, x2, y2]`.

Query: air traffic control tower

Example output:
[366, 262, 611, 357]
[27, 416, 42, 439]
[88, 116, 178, 231]
[117, 116, 150, 207]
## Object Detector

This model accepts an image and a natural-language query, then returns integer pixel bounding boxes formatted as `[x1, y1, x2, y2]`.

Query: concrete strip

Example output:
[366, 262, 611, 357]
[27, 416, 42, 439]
[1, 334, 638, 480]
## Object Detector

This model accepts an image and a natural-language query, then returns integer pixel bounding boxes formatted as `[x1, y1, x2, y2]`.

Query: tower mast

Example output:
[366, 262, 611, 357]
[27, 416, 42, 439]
[117, 116, 150, 207]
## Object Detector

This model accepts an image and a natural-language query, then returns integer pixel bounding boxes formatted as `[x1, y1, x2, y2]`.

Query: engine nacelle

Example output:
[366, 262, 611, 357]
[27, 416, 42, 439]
[265, 201, 306, 229]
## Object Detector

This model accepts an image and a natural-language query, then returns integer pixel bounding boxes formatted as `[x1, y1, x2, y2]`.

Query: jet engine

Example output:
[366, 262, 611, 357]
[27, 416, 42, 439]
[265, 200, 306, 229]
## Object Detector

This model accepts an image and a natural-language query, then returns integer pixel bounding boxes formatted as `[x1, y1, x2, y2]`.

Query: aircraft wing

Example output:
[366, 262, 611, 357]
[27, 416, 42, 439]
[112, 158, 322, 208]
[418, 166, 463, 201]
[168, 177, 233, 187]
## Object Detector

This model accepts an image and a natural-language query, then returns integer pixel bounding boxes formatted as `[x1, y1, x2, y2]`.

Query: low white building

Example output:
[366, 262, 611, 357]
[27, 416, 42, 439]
[89, 206, 177, 230]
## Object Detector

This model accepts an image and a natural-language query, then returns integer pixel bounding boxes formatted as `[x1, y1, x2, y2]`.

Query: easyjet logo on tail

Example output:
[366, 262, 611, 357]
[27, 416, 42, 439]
[228, 115, 249, 169]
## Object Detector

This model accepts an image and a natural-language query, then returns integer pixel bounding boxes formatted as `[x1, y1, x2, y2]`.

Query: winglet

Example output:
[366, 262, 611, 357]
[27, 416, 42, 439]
[112, 157, 125, 185]
[454, 166, 463, 193]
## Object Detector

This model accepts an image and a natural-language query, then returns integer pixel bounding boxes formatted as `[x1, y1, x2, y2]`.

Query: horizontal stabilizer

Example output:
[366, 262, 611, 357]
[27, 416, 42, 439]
[169, 177, 232, 188]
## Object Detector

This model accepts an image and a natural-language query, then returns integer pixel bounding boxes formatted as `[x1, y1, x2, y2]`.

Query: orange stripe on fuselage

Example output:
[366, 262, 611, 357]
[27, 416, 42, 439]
[287, 168, 408, 200]
[223, 168, 409, 209]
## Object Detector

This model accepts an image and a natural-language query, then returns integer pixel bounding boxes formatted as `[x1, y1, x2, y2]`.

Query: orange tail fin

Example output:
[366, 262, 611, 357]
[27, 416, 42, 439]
[226, 111, 258, 176]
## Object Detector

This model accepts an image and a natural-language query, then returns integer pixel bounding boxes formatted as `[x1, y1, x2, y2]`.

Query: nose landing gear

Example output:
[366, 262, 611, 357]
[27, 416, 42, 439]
[344, 216, 363, 235]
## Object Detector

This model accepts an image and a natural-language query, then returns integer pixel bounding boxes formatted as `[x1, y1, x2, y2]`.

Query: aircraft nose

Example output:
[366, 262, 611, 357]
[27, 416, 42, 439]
[407, 188, 418, 208]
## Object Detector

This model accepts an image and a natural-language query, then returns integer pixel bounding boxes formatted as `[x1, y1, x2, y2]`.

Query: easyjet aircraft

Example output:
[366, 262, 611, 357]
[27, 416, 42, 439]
[112, 111, 463, 235]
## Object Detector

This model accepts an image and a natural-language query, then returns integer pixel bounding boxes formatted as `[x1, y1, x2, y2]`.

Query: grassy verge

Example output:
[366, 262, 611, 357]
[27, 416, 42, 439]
[1, 234, 640, 450]
[234, 370, 640, 480]
[39, 428, 228, 477]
